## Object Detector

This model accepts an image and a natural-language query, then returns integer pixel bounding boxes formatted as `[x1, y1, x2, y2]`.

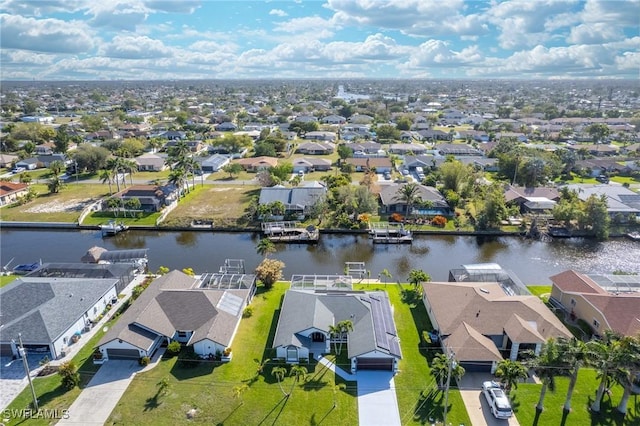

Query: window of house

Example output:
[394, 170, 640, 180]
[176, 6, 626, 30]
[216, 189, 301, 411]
[593, 319, 600, 329]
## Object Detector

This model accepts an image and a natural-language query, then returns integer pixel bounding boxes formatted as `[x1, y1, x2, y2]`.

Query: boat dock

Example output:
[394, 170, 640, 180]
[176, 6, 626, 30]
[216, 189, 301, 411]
[369, 222, 413, 244]
[100, 220, 129, 237]
[261, 221, 319, 243]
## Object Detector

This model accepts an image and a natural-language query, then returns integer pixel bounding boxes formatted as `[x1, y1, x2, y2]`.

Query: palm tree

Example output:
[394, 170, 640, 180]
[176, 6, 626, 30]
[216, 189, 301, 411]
[47, 175, 63, 194]
[256, 238, 276, 257]
[587, 330, 624, 413]
[328, 324, 342, 355]
[106, 157, 124, 192]
[431, 352, 466, 390]
[123, 159, 137, 186]
[379, 268, 392, 284]
[528, 338, 564, 412]
[337, 320, 353, 356]
[495, 359, 528, 395]
[168, 168, 187, 198]
[613, 335, 640, 415]
[271, 366, 289, 397]
[561, 337, 588, 412]
[49, 160, 64, 176]
[288, 365, 308, 397]
[100, 169, 113, 194]
[395, 182, 421, 217]
[408, 269, 430, 293]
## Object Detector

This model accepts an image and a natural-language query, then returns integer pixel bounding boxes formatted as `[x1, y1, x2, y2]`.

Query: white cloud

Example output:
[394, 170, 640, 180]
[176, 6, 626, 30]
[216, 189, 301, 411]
[567, 23, 623, 45]
[403, 40, 482, 69]
[143, 0, 201, 14]
[273, 16, 335, 39]
[269, 9, 287, 17]
[101, 35, 171, 59]
[581, 0, 640, 26]
[4, 50, 57, 65]
[87, 1, 148, 31]
[0, 14, 94, 53]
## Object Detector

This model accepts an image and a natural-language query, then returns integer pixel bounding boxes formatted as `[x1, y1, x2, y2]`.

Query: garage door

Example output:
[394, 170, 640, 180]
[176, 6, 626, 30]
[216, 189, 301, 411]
[460, 361, 492, 373]
[356, 357, 394, 370]
[106, 348, 140, 360]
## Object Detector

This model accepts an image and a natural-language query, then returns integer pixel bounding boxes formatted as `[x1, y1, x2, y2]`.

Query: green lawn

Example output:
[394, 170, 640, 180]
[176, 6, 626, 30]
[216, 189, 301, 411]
[510, 369, 638, 426]
[527, 285, 552, 302]
[106, 282, 470, 425]
[106, 283, 358, 425]
[0, 274, 18, 288]
[3, 322, 112, 426]
[82, 211, 161, 226]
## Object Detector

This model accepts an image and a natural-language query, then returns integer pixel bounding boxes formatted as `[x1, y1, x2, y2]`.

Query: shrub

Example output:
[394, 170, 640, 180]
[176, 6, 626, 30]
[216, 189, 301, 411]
[167, 340, 181, 355]
[58, 361, 80, 390]
[431, 215, 447, 227]
[242, 306, 254, 318]
[390, 212, 404, 223]
[223, 347, 232, 356]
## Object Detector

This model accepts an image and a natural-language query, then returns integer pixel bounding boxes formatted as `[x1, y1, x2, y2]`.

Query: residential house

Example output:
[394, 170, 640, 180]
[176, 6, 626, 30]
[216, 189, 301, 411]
[418, 129, 450, 141]
[321, 115, 346, 125]
[14, 157, 38, 171]
[0, 276, 121, 360]
[110, 185, 176, 212]
[294, 115, 318, 123]
[97, 270, 256, 361]
[164, 140, 205, 153]
[403, 155, 443, 172]
[0, 182, 29, 206]
[348, 142, 384, 156]
[292, 158, 332, 173]
[389, 143, 429, 155]
[565, 184, 640, 222]
[234, 156, 278, 172]
[378, 183, 452, 216]
[437, 144, 483, 156]
[29, 261, 139, 295]
[159, 130, 186, 140]
[0, 153, 19, 168]
[400, 131, 423, 142]
[422, 280, 572, 373]
[345, 157, 392, 173]
[36, 153, 68, 168]
[550, 270, 640, 337]
[348, 114, 374, 124]
[198, 154, 230, 173]
[258, 182, 327, 216]
[135, 153, 167, 172]
[503, 185, 560, 213]
[304, 131, 337, 142]
[296, 141, 335, 155]
[273, 289, 402, 372]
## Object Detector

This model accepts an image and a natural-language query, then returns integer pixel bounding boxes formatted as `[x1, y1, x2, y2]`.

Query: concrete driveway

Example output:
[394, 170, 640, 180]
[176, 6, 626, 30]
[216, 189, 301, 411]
[57, 360, 140, 426]
[356, 371, 401, 426]
[458, 373, 520, 426]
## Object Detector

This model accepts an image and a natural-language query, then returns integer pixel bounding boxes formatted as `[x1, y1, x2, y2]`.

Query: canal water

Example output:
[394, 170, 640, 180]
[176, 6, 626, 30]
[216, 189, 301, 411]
[1, 229, 638, 284]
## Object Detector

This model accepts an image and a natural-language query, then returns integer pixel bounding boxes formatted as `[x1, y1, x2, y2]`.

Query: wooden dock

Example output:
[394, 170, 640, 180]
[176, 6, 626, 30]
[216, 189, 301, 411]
[369, 222, 412, 244]
[261, 221, 319, 243]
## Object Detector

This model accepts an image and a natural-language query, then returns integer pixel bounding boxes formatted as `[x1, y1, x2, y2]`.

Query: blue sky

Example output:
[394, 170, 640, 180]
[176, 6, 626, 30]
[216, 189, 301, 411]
[1, 0, 638, 80]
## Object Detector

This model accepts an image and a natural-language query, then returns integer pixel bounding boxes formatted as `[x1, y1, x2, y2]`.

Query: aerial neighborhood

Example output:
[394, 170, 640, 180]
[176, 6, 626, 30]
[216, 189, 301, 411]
[1, 79, 639, 425]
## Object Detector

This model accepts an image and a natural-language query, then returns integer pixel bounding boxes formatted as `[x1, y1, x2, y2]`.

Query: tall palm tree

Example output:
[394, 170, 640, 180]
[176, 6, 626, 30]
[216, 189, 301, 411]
[527, 338, 564, 412]
[328, 324, 342, 355]
[288, 365, 308, 397]
[561, 337, 588, 412]
[271, 366, 289, 397]
[587, 330, 624, 413]
[335, 320, 353, 356]
[100, 169, 113, 195]
[379, 268, 392, 284]
[613, 335, 640, 415]
[395, 182, 421, 218]
[256, 238, 276, 258]
[123, 159, 137, 186]
[168, 168, 187, 198]
[495, 359, 528, 395]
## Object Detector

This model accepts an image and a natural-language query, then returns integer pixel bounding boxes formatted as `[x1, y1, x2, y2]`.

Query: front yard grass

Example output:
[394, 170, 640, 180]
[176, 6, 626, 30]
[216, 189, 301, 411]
[106, 283, 358, 425]
[0, 275, 18, 288]
[527, 285, 552, 301]
[0, 183, 109, 222]
[510, 368, 638, 426]
[106, 282, 470, 425]
[3, 322, 112, 426]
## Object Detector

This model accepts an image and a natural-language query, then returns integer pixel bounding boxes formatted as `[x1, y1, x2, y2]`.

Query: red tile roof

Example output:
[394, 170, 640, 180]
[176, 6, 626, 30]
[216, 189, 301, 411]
[549, 270, 607, 294]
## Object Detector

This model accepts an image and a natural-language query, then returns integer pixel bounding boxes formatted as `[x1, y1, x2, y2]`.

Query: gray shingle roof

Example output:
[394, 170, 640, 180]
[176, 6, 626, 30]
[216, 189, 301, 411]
[0, 277, 119, 345]
[273, 290, 401, 359]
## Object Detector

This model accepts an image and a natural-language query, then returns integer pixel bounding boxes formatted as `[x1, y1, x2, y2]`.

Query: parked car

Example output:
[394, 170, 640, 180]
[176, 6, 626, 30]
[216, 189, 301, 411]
[384, 172, 391, 180]
[482, 381, 513, 419]
[11, 167, 25, 174]
[596, 175, 609, 184]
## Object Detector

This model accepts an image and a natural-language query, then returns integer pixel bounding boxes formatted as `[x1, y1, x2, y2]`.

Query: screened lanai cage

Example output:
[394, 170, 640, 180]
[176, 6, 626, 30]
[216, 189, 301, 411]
[290, 274, 353, 291]
[448, 263, 530, 296]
